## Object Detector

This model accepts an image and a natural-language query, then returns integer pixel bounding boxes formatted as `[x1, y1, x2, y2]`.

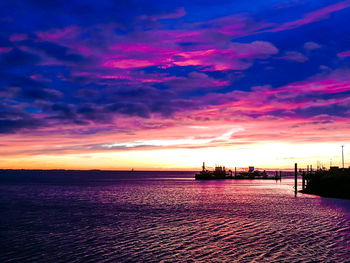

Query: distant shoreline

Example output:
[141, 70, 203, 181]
[0, 169, 196, 173]
[0, 168, 296, 173]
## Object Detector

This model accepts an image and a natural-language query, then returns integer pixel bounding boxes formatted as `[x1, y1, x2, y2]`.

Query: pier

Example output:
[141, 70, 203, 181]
[299, 166, 350, 199]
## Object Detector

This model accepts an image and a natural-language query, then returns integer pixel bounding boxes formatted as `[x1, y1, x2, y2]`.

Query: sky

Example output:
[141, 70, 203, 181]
[1, 0, 350, 170]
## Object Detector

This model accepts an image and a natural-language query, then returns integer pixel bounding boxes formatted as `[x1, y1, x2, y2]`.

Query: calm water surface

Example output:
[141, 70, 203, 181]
[1, 171, 350, 262]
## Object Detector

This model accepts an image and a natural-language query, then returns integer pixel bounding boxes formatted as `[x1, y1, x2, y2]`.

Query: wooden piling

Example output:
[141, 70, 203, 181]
[294, 163, 298, 195]
[302, 171, 305, 190]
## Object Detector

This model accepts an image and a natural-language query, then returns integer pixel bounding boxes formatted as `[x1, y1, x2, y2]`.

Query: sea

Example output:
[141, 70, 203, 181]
[1, 171, 350, 262]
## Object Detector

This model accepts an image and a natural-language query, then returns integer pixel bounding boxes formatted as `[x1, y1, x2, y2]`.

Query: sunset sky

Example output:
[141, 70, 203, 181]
[1, 0, 350, 170]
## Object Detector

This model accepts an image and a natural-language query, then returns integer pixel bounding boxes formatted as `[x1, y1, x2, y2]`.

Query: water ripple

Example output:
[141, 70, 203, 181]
[1, 174, 350, 262]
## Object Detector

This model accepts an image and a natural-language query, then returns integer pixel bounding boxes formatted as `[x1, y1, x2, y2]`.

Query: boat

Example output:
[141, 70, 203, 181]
[235, 168, 267, 179]
[195, 162, 231, 180]
[195, 163, 269, 180]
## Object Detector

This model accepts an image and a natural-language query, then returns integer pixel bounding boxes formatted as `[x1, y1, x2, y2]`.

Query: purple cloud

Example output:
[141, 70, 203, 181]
[304, 42, 321, 51]
[278, 51, 308, 62]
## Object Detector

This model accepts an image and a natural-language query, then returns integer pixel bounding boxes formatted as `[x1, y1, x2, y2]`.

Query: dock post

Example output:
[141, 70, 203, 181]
[234, 167, 236, 177]
[302, 171, 305, 190]
[294, 163, 298, 195]
[279, 171, 282, 180]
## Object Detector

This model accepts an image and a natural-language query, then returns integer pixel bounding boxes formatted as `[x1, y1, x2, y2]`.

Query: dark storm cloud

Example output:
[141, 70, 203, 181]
[0, 49, 41, 67]
[0, 73, 62, 101]
[105, 102, 151, 118]
[0, 0, 183, 32]
[0, 119, 43, 133]
[32, 42, 87, 63]
[0, 103, 44, 133]
[20, 87, 62, 100]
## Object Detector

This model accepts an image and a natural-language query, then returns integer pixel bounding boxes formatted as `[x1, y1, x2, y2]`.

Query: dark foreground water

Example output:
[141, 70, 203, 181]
[1, 171, 350, 262]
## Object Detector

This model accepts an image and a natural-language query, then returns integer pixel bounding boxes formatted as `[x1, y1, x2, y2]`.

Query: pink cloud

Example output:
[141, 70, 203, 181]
[103, 38, 278, 71]
[337, 50, 350, 57]
[9, 33, 28, 41]
[33, 16, 279, 74]
[171, 41, 278, 71]
[36, 26, 81, 41]
[0, 47, 13, 53]
[190, 68, 350, 120]
[267, 1, 350, 32]
[195, 15, 272, 37]
[103, 59, 157, 69]
[30, 74, 52, 82]
[30, 1, 349, 82]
